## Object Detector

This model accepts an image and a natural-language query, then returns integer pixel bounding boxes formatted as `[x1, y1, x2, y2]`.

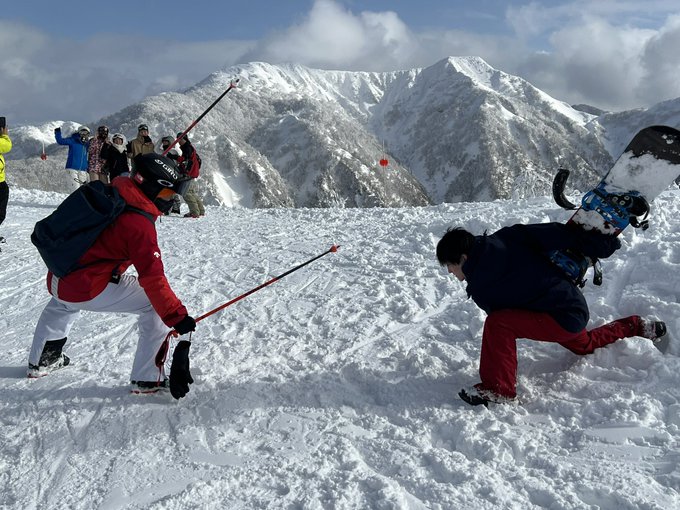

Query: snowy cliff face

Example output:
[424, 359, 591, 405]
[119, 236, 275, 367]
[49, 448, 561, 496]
[6, 58, 679, 207]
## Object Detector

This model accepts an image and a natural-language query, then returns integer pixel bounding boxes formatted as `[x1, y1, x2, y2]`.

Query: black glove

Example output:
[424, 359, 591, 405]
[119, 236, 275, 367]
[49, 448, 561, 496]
[583, 230, 622, 259]
[169, 340, 193, 399]
[143, 135, 152, 143]
[174, 315, 196, 335]
[54, 127, 61, 133]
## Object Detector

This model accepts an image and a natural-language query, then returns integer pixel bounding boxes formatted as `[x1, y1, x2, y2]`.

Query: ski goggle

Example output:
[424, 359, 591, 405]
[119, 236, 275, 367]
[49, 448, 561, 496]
[156, 177, 191, 199]
[157, 188, 177, 200]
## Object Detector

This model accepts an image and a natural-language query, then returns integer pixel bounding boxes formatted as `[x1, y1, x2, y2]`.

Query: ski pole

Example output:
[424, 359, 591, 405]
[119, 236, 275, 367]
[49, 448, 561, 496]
[155, 245, 340, 368]
[195, 244, 339, 323]
[162, 78, 240, 157]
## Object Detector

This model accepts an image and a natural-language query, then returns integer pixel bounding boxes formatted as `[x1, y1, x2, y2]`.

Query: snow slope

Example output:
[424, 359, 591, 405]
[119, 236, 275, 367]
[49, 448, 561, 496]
[1, 188, 680, 509]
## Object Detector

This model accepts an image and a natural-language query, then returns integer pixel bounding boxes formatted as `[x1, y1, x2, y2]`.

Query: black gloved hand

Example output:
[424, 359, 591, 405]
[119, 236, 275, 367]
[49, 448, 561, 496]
[169, 340, 194, 399]
[174, 315, 196, 335]
[54, 127, 61, 133]
[143, 135, 152, 143]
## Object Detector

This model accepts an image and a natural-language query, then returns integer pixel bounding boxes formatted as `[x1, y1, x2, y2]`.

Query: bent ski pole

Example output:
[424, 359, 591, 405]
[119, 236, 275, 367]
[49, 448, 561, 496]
[162, 78, 240, 157]
[196, 244, 340, 323]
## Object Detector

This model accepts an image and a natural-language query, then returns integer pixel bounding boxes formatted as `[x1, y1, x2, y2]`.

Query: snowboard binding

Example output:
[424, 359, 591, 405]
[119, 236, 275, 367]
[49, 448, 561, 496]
[548, 250, 603, 288]
[552, 170, 650, 231]
[581, 186, 650, 231]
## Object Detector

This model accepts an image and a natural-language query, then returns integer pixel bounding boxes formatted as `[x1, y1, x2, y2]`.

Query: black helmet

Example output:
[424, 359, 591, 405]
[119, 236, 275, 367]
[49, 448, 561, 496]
[138, 123, 149, 132]
[131, 154, 191, 210]
[176, 132, 189, 142]
[97, 125, 109, 136]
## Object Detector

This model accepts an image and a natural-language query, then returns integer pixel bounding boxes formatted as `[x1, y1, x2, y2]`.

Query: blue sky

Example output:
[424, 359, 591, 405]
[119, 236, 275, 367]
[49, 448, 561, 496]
[2, 0, 680, 125]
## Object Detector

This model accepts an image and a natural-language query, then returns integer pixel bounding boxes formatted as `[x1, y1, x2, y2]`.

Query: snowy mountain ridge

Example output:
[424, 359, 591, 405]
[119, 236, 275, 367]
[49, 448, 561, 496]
[7, 57, 680, 207]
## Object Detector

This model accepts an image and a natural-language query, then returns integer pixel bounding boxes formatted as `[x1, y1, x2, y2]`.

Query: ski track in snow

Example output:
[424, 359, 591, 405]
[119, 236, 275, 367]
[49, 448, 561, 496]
[1, 188, 680, 509]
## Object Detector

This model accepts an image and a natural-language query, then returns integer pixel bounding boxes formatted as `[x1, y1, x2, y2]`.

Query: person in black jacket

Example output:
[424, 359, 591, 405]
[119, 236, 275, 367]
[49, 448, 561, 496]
[436, 223, 667, 406]
[100, 133, 129, 180]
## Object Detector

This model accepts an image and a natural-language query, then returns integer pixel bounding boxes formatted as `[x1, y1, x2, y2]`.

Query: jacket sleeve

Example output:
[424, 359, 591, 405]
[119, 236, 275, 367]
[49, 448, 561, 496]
[0, 134, 11, 154]
[508, 223, 621, 259]
[122, 214, 189, 327]
[55, 130, 68, 145]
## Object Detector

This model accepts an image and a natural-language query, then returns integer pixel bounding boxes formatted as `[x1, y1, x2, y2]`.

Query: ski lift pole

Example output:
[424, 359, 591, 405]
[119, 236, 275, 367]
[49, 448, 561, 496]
[195, 244, 340, 324]
[162, 78, 240, 157]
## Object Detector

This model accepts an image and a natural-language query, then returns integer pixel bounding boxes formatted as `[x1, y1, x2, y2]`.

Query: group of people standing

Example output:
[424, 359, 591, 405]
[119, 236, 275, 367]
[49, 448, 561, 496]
[55, 123, 205, 218]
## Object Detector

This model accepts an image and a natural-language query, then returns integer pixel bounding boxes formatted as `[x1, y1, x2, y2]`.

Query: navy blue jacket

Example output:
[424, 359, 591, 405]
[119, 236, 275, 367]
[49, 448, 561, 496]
[462, 223, 620, 332]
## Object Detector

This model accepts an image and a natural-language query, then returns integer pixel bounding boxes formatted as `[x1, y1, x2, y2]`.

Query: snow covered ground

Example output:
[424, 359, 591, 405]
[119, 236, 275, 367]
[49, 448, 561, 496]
[1, 187, 680, 509]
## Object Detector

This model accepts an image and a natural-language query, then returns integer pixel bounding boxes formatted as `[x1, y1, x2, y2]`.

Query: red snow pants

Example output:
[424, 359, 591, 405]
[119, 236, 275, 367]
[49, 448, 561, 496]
[478, 310, 642, 398]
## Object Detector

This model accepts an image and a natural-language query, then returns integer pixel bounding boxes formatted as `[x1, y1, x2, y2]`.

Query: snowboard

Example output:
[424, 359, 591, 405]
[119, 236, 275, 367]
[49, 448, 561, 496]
[550, 125, 680, 286]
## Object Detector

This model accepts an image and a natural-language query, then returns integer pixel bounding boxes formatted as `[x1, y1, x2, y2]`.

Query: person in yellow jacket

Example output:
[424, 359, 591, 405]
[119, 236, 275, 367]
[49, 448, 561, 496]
[0, 125, 12, 246]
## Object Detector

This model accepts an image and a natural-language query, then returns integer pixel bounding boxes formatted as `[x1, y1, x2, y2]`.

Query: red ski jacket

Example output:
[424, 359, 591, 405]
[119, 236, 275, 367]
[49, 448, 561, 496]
[46, 177, 188, 328]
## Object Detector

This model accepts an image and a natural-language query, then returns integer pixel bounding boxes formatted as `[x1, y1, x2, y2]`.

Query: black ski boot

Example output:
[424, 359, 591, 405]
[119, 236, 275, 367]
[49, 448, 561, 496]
[639, 319, 667, 343]
[27, 338, 71, 378]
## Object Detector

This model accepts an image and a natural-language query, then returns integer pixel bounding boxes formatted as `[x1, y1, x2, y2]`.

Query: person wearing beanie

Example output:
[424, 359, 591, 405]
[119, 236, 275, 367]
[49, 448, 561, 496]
[87, 125, 111, 183]
[126, 123, 155, 171]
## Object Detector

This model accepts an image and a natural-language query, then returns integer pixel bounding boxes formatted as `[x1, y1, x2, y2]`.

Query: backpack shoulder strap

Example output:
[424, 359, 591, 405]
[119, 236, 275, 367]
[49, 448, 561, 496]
[124, 205, 155, 223]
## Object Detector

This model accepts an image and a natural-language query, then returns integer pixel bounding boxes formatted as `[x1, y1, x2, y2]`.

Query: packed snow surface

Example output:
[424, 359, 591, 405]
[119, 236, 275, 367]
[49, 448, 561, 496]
[1, 188, 680, 509]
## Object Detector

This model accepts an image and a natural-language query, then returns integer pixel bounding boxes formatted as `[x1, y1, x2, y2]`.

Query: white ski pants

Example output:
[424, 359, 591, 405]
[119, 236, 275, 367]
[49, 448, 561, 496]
[29, 274, 168, 381]
[67, 169, 88, 192]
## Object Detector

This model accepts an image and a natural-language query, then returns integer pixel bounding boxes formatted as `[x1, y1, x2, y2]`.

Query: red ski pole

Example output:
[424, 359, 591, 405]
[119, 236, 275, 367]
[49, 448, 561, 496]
[196, 244, 339, 323]
[162, 78, 240, 157]
[156, 245, 340, 368]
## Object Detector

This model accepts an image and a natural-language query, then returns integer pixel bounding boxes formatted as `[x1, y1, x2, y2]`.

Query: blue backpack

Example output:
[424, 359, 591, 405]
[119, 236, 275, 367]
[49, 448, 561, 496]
[31, 181, 151, 277]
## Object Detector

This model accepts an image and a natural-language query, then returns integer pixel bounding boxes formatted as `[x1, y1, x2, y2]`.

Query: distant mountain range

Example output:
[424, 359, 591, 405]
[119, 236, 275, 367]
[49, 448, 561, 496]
[8, 57, 680, 207]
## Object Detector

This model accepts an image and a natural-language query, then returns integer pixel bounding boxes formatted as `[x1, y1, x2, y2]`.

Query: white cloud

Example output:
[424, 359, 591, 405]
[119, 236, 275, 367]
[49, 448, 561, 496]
[0, 20, 252, 125]
[2, 1, 680, 125]
[242, 0, 417, 70]
[502, 1, 680, 110]
[638, 14, 680, 105]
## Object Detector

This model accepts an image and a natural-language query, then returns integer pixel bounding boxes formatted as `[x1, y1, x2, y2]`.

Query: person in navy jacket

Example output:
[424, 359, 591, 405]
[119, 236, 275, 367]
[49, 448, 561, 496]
[55, 125, 90, 191]
[436, 222, 667, 406]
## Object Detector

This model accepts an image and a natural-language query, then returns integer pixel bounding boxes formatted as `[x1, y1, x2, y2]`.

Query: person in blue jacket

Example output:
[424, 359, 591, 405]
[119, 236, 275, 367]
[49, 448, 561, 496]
[436, 222, 667, 406]
[55, 125, 90, 191]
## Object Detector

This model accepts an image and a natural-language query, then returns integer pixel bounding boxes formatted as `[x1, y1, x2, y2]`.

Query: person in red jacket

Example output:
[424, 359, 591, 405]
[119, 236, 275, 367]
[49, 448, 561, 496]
[28, 154, 197, 398]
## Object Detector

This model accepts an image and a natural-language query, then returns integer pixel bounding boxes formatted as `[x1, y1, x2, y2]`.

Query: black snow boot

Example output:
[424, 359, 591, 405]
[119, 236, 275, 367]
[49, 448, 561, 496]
[27, 338, 70, 377]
